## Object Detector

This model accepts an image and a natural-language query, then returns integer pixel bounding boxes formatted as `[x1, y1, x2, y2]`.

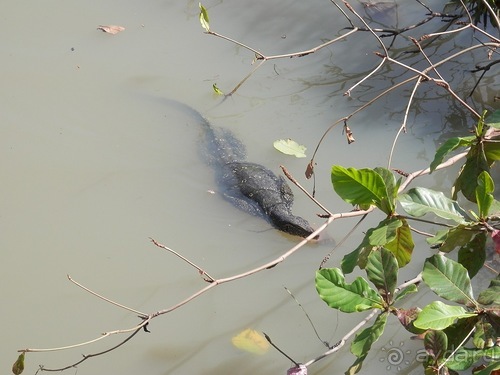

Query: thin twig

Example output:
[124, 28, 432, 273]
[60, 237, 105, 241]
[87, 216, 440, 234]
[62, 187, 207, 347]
[38, 326, 144, 372]
[280, 165, 332, 216]
[67, 274, 147, 317]
[398, 151, 468, 192]
[20, 318, 150, 353]
[263, 332, 300, 366]
[304, 309, 378, 366]
[150, 238, 215, 282]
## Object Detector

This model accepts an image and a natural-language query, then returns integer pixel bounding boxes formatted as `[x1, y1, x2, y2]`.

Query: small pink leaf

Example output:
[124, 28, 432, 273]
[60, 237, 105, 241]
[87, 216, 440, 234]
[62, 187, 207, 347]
[492, 230, 500, 254]
[97, 25, 125, 35]
[287, 364, 307, 375]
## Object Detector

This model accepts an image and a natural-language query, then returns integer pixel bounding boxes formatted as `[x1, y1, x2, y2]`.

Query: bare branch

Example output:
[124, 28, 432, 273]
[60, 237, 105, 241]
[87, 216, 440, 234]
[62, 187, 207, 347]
[150, 238, 215, 282]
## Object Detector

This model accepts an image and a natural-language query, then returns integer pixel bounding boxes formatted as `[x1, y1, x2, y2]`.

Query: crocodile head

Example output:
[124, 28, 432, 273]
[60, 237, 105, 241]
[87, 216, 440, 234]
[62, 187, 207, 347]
[269, 208, 318, 239]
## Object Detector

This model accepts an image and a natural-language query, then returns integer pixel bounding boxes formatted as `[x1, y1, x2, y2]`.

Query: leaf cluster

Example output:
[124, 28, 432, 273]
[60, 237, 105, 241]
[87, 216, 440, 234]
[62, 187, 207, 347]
[318, 112, 500, 374]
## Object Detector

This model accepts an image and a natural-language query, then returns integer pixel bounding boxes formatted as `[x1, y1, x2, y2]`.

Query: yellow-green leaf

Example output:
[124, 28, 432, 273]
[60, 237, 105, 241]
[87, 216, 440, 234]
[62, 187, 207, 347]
[12, 353, 25, 375]
[231, 329, 269, 355]
[212, 83, 224, 95]
[199, 3, 210, 32]
[273, 139, 307, 158]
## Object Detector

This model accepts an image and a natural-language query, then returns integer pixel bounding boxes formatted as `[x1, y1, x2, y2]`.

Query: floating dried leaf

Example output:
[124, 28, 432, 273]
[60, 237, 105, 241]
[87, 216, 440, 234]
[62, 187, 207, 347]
[97, 25, 125, 35]
[231, 329, 269, 355]
[273, 139, 307, 158]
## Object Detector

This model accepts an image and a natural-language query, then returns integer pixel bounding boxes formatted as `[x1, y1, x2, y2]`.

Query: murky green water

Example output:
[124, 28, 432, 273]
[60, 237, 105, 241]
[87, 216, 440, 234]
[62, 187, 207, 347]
[2, 0, 497, 374]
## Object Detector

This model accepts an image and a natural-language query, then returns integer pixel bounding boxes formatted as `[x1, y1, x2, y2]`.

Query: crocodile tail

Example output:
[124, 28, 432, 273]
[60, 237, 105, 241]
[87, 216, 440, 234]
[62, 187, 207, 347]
[164, 98, 247, 166]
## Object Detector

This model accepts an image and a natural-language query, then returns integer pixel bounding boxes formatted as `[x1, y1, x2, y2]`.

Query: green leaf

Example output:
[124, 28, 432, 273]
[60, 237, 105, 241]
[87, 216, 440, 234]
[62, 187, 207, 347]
[341, 218, 398, 274]
[426, 229, 449, 247]
[12, 353, 25, 375]
[430, 136, 475, 173]
[331, 166, 387, 208]
[366, 248, 398, 303]
[484, 140, 500, 163]
[477, 275, 500, 305]
[341, 247, 361, 274]
[490, 200, 500, 216]
[414, 301, 477, 330]
[198, 2, 210, 32]
[453, 143, 490, 202]
[439, 224, 477, 253]
[473, 359, 500, 375]
[374, 167, 398, 214]
[476, 171, 494, 219]
[345, 354, 366, 375]
[212, 83, 224, 95]
[394, 284, 418, 303]
[446, 346, 500, 371]
[473, 316, 497, 349]
[316, 268, 383, 313]
[350, 312, 388, 357]
[457, 232, 487, 278]
[424, 330, 448, 360]
[384, 218, 414, 267]
[485, 109, 500, 128]
[273, 139, 307, 158]
[422, 254, 477, 307]
[398, 187, 469, 223]
[368, 217, 402, 246]
[443, 315, 478, 351]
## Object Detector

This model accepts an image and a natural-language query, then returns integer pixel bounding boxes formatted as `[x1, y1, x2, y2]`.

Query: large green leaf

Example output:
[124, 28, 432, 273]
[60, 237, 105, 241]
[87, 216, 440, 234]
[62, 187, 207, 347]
[384, 218, 414, 267]
[414, 301, 477, 330]
[341, 218, 402, 274]
[350, 312, 388, 357]
[341, 247, 362, 274]
[398, 187, 468, 224]
[430, 136, 475, 173]
[331, 166, 387, 209]
[366, 248, 398, 303]
[367, 217, 402, 246]
[453, 143, 490, 202]
[457, 232, 487, 278]
[439, 224, 478, 253]
[374, 167, 398, 214]
[316, 268, 383, 313]
[476, 171, 494, 219]
[422, 254, 477, 307]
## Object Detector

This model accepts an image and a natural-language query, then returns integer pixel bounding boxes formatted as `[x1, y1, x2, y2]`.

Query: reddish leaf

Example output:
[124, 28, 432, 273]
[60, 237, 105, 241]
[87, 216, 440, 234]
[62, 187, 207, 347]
[287, 364, 307, 375]
[97, 25, 125, 34]
[492, 230, 500, 254]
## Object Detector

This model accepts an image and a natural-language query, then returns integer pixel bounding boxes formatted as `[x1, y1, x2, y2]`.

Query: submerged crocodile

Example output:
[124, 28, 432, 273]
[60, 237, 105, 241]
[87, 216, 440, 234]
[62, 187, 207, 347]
[169, 100, 316, 238]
